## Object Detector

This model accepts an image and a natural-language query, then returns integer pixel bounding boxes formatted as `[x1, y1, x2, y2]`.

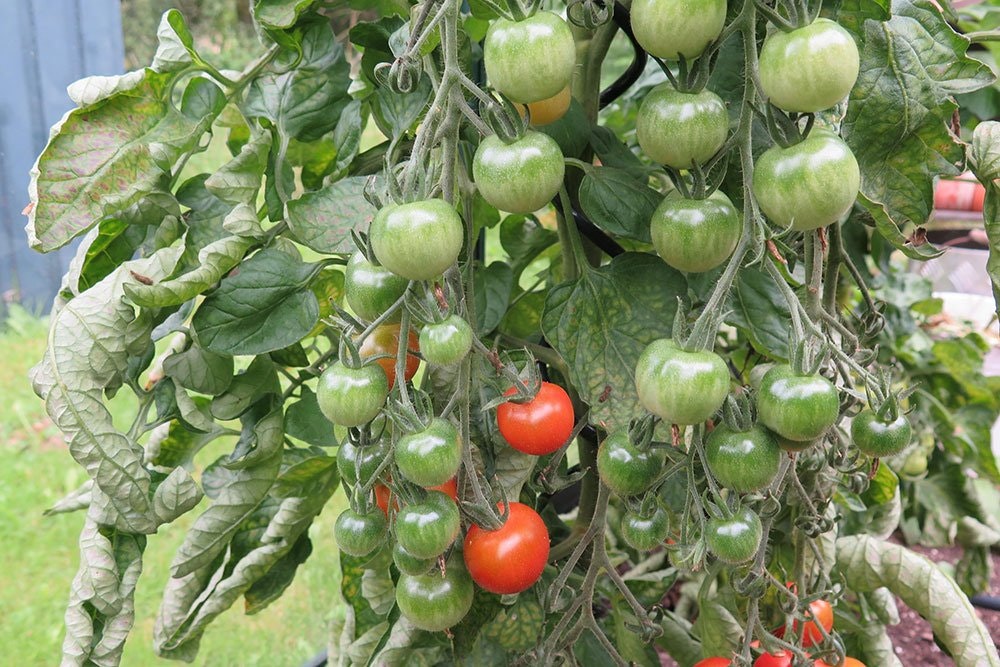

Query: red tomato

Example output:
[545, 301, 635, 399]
[463, 502, 550, 594]
[815, 659, 865, 667]
[695, 659, 732, 667]
[496, 381, 575, 455]
[359, 323, 420, 389]
[795, 599, 834, 647]
[375, 477, 457, 516]
[754, 651, 792, 667]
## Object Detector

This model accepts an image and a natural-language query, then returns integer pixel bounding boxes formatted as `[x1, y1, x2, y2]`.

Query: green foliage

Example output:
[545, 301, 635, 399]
[23, 1, 1000, 666]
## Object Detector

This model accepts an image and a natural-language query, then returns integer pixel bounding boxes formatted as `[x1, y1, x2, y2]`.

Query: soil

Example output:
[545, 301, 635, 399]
[655, 543, 1000, 666]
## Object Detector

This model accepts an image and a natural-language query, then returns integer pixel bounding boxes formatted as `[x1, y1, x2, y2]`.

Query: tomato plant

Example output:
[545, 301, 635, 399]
[497, 381, 575, 455]
[463, 502, 550, 594]
[24, 1, 1000, 666]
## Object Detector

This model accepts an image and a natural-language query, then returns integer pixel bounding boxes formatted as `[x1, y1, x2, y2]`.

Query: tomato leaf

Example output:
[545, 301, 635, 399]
[205, 133, 272, 205]
[286, 176, 376, 253]
[726, 266, 792, 361]
[836, 535, 1000, 665]
[26, 70, 222, 252]
[252, 0, 316, 30]
[474, 261, 515, 335]
[163, 343, 235, 396]
[693, 599, 742, 659]
[843, 1, 993, 256]
[971, 121, 1000, 319]
[578, 167, 660, 242]
[192, 248, 320, 356]
[152, 9, 198, 73]
[542, 253, 685, 431]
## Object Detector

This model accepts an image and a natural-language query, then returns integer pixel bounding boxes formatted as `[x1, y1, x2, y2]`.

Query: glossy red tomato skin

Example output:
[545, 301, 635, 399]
[754, 651, 792, 667]
[694, 659, 731, 667]
[358, 323, 420, 389]
[463, 502, 550, 595]
[497, 382, 575, 455]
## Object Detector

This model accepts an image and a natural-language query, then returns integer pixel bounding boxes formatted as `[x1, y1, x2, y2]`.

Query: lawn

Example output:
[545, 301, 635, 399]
[0, 307, 344, 665]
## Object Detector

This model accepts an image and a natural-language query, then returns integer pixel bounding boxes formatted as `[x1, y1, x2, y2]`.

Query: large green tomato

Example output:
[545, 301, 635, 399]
[484, 11, 575, 104]
[395, 557, 475, 631]
[752, 130, 860, 231]
[637, 86, 729, 169]
[705, 424, 781, 493]
[757, 365, 840, 443]
[759, 19, 860, 113]
[344, 252, 409, 322]
[852, 409, 912, 458]
[635, 339, 730, 425]
[705, 507, 762, 564]
[650, 190, 741, 273]
[395, 418, 462, 487]
[395, 490, 461, 559]
[596, 430, 664, 497]
[472, 131, 565, 213]
[369, 199, 464, 281]
[317, 362, 389, 427]
[630, 0, 727, 60]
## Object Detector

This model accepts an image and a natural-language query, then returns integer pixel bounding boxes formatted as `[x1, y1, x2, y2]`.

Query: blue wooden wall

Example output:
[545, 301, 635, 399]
[0, 0, 125, 312]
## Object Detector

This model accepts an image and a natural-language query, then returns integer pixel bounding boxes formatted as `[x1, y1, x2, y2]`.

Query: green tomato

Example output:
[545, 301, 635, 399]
[317, 362, 389, 427]
[705, 507, 762, 564]
[484, 11, 576, 103]
[597, 430, 664, 497]
[852, 409, 912, 458]
[650, 190, 740, 273]
[473, 131, 565, 213]
[752, 130, 860, 232]
[419, 315, 474, 366]
[337, 435, 390, 486]
[757, 364, 840, 443]
[759, 18, 860, 113]
[901, 451, 928, 477]
[621, 507, 671, 551]
[705, 425, 781, 493]
[370, 199, 464, 281]
[344, 252, 409, 323]
[636, 86, 729, 169]
[630, 0, 727, 60]
[635, 339, 730, 425]
[334, 508, 387, 557]
[393, 541, 437, 575]
[395, 490, 461, 559]
[395, 418, 462, 487]
[396, 557, 475, 631]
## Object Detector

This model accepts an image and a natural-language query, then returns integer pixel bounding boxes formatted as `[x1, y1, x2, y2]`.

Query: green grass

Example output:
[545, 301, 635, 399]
[0, 305, 346, 665]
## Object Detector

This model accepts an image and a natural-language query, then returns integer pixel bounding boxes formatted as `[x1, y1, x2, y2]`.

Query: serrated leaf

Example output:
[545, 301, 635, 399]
[836, 535, 1000, 666]
[30, 247, 182, 534]
[163, 343, 234, 396]
[192, 248, 320, 356]
[28, 70, 222, 251]
[542, 253, 685, 430]
[286, 176, 375, 253]
[205, 133, 272, 205]
[727, 266, 792, 360]
[842, 1, 994, 254]
[152, 9, 197, 73]
[243, 18, 351, 142]
[578, 167, 659, 242]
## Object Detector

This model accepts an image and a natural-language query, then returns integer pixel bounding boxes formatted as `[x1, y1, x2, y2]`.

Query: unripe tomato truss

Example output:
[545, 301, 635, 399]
[25, 0, 998, 665]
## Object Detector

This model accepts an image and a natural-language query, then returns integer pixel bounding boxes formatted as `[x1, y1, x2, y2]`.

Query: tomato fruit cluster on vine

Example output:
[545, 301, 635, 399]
[313, 0, 913, 659]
